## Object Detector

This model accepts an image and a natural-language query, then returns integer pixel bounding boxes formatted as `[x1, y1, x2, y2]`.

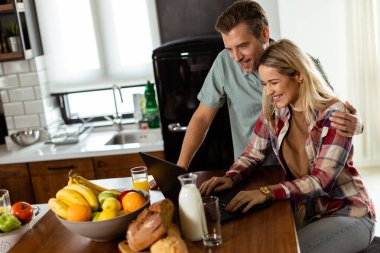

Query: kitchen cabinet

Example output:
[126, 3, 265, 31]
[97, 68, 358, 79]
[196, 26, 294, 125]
[0, 150, 164, 204]
[0, 163, 35, 204]
[93, 151, 165, 179]
[28, 158, 95, 204]
[0, 0, 42, 61]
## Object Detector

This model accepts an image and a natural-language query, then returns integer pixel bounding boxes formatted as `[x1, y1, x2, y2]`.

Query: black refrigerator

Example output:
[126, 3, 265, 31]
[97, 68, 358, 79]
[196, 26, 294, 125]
[152, 35, 234, 171]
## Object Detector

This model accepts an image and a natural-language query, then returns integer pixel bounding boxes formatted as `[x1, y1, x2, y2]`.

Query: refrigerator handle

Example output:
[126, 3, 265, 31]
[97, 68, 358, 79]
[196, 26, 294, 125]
[168, 123, 187, 132]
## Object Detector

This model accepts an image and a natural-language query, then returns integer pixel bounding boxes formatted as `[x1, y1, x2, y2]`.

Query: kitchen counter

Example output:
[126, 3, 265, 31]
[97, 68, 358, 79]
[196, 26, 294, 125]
[0, 126, 164, 165]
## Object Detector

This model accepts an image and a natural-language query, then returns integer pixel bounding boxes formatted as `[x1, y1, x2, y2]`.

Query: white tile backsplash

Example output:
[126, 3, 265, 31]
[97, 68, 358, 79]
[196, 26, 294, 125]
[14, 114, 40, 129]
[0, 75, 19, 89]
[19, 72, 39, 87]
[3, 60, 30, 75]
[29, 58, 37, 72]
[34, 86, 42, 99]
[5, 116, 14, 129]
[39, 113, 47, 126]
[24, 100, 44, 114]
[0, 57, 62, 134]
[8, 87, 35, 102]
[0, 90, 9, 103]
[3, 102, 24, 116]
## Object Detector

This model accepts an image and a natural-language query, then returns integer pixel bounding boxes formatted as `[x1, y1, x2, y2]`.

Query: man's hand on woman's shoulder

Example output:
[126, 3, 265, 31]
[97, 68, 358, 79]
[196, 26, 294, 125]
[330, 101, 363, 137]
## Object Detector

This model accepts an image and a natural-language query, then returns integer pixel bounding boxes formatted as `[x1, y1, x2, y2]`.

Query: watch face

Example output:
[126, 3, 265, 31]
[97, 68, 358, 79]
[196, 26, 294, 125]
[260, 187, 270, 195]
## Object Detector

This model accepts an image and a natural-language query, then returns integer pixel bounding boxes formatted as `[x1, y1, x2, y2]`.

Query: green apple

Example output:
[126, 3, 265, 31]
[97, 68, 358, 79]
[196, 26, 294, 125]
[91, 211, 101, 222]
[97, 191, 116, 206]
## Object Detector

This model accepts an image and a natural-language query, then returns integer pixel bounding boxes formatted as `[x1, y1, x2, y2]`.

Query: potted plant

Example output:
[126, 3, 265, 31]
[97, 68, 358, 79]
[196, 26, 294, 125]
[5, 21, 22, 53]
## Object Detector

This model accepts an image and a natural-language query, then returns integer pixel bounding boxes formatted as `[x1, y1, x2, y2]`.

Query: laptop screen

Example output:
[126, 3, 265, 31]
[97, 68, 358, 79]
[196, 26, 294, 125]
[139, 152, 271, 222]
[139, 152, 185, 205]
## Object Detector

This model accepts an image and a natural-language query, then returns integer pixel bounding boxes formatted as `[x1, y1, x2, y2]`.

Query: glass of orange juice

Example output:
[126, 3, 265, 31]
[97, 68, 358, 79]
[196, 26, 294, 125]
[130, 166, 149, 192]
[0, 189, 11, 214]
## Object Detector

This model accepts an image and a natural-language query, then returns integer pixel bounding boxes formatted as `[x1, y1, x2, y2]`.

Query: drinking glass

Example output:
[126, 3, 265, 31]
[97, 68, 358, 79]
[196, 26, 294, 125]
[0, 189, 11, 214]
[202, 196, 223, 246]
[130, 166, 149, 192]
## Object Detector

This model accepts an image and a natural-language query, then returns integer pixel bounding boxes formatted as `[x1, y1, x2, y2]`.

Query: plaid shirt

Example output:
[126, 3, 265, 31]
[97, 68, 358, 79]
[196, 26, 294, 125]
[226, 102, 376, 220]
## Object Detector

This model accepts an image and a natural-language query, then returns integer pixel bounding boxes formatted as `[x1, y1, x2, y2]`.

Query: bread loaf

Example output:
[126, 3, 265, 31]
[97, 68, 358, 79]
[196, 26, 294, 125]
[127, 199, 175, 252]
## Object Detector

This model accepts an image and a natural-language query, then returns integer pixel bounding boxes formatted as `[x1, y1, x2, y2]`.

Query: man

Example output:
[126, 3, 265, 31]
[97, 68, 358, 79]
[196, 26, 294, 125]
[176, 0, 362, 169]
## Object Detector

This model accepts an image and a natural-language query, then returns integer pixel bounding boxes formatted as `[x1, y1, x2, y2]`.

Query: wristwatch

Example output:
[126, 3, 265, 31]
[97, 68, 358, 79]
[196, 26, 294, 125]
[259, 186, 273, 201]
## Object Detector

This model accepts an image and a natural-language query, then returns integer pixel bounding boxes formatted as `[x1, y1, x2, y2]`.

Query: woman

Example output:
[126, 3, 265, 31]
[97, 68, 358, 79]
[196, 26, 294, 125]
[199, 39, 376, 253]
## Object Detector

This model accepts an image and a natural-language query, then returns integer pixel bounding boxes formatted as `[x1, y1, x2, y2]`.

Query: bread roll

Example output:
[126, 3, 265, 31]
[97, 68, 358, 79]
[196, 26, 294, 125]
[150, 235, 189, 253]
[127, 199, 175, 252]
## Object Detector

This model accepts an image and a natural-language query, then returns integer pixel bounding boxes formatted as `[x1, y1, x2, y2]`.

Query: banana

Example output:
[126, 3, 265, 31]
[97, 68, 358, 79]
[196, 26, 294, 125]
[64, 184, 99, 212]
[48, 198, 68, 219]
[69, 172, 121, 196]
[56, 188, 91, 209]
[67, 177, 74, 186]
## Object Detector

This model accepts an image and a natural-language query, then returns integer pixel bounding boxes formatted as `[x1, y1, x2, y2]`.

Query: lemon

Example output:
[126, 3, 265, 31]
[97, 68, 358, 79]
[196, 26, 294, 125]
[97, 210, 118, 221]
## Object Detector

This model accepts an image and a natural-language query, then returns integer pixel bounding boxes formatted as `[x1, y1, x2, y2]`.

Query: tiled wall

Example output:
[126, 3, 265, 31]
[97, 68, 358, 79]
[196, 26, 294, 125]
[0, 56, 62, 143]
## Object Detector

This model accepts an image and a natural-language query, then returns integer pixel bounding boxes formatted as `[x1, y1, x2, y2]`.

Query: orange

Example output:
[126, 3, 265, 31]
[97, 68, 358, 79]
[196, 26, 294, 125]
[121, 192, 146, 213]
[66, 204, 92, 222]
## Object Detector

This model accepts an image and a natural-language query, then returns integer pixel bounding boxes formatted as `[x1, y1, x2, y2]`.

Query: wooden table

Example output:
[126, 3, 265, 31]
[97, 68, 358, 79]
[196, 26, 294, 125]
[9, 166, 299, 253]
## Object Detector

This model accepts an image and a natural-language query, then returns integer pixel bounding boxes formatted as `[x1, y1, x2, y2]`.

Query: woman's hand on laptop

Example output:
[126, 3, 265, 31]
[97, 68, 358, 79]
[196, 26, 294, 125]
[199, 176, 233, 196]
[149, 179, 159, 190]
[226, 190, 266, 213]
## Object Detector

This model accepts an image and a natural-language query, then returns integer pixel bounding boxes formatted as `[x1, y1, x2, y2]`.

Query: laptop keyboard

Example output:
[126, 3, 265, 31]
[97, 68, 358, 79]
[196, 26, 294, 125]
[218, 202, 230, 220]
[218, 199, 271, 223]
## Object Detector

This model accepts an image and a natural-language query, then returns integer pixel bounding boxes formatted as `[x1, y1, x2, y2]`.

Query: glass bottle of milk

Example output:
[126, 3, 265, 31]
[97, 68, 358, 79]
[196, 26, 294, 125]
[178, 173, 207, 241]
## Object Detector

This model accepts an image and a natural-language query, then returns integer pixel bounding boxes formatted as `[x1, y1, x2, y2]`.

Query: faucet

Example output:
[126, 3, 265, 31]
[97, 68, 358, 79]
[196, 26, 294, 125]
[112, 84, 124, 131]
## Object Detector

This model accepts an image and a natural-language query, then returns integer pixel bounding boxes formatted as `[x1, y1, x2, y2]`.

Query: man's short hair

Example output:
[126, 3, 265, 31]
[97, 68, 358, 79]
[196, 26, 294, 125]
[215, 0, 268, 39]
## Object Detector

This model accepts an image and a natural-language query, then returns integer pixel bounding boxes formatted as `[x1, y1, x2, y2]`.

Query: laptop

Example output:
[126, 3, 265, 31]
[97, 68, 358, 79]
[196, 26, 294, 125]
[139, 152, 270, 222]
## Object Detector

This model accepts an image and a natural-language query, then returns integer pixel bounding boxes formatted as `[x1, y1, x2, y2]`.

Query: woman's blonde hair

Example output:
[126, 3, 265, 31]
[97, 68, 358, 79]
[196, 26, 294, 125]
[258, 39, 337, 126]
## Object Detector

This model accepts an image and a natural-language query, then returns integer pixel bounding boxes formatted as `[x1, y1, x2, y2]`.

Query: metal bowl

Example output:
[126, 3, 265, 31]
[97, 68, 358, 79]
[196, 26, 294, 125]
[10, 129, 41, 146]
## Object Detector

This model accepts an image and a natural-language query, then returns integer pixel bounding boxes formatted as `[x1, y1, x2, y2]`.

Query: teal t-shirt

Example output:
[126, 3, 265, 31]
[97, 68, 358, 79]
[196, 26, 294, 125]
[197, 49, 266, 160]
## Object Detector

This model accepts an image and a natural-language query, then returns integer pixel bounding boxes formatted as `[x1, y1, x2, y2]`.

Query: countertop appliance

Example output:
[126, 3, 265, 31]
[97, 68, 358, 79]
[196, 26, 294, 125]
[152, 35, 234, 171]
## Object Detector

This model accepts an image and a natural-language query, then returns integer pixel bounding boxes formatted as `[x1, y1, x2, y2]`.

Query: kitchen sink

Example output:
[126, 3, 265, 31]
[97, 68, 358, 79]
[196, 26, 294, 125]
[105, 131, 161, 145]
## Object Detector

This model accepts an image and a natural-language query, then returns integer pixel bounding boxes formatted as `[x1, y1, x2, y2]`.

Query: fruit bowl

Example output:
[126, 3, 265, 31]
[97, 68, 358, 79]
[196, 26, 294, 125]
[56, 190, 150, 242]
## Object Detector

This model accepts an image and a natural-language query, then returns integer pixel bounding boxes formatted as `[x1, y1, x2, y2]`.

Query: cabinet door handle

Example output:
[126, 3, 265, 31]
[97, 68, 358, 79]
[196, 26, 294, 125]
[97, 161, 106, 168]
[47, 165, 77, 171]
[168, 123, 187, 132]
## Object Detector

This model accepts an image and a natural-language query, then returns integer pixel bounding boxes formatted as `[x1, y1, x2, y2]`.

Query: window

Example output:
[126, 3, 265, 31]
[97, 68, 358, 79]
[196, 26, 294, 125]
[35, 0, 161, 93]
[58, 85, 146, 125]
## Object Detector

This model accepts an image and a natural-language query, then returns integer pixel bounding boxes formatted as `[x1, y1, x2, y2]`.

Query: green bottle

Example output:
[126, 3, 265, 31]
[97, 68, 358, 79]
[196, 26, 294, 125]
[144, 81, 160, 128]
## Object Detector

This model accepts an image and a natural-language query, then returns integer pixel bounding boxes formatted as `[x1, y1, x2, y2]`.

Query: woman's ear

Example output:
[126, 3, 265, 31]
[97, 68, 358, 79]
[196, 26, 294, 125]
[294, 71, 304, 83]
